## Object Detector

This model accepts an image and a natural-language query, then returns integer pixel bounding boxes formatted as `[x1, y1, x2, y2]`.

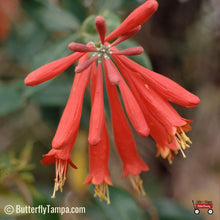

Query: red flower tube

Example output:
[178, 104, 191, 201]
[105, 0, 158, 42]
[88, 62, 105, 146]
[84, 63, 112, 204]
[114, 56, 193, 162]
[117, 55, 200, 108]
[25, 52, 84, 86]
[104, 63, 149, 195]
[52, 54, 91, 149]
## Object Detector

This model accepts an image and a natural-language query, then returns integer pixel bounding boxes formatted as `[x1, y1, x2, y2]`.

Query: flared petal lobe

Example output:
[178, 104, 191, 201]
[41, 147, 77, 169]
[52, 54, 91, 149]
[117, 55, 200, 108]
[25, 52, 83, 86]
[105, 0, 158, 42]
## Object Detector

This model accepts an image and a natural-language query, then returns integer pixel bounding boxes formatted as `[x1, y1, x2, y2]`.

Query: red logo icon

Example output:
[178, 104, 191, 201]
[192, 200, 214, 215]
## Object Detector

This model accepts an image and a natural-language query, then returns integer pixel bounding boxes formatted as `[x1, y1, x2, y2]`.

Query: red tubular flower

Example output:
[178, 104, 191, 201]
[105, 0, 159, 42]
[116, 55, 200, 108]
[88, 62, 105, 146]
[25, 52, 84, 86]
[52, 54, 91, 149]
[113, 56, 194, 162]
[84, 64, 112, 204]
[104, 63, 149, 195]
[117, 73, 149, 137]
[25, 0, 200, 202]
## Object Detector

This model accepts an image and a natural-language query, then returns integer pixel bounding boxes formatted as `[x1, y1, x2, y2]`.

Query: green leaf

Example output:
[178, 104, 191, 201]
[62, 0, 87, 22]
[117, 39, 152, 69]
[121, 0, 140, 8]
[102, 10, 122, 36]
[31, 34, 77, 70]
[86, 186, 144, 220]
[40, 106, 61, 128]
[6, 21, 48, 64]
[21, 0, 80, 31]
[29, 77, 72, 107]
[98, 0, 123, 12]
[0, 85, 23, 116]
[155, 198, 204, 220]
[0, 216, 15, 220]
[19, 140, 34, 164]
[33, 197, 60, 220]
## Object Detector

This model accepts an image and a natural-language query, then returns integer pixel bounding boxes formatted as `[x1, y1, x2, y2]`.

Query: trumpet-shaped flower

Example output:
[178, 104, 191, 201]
[24, 0, 200, 203]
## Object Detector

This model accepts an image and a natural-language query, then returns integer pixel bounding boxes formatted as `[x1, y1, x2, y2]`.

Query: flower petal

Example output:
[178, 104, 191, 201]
[52, 54, 91, 149]
[25, 52, 84, 86]
[105, 0, 158, 42]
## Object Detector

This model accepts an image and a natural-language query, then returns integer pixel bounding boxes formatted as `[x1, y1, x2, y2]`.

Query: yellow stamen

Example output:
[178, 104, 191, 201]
[94, 183, 110, 204]
[167, 152, 173, 164]
[175, 127, 192, 158]
[129, 175, 146, 196]
[51, 159, 68, 199]
[180, 127, 192, 144]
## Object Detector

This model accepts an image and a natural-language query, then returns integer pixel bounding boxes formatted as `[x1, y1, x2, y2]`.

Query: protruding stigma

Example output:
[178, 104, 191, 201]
[129, 175, 146, 196]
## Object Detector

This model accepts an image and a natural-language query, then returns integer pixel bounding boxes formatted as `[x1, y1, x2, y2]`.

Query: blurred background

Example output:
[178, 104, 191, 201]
[0, 0, 219, 219]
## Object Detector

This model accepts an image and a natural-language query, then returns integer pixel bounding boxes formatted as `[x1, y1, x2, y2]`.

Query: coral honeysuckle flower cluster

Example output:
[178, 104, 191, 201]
[24, 0, 200, 204]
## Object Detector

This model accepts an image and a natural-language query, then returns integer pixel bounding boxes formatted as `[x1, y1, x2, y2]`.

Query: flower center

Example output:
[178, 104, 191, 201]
[92, 42, 112, 59]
